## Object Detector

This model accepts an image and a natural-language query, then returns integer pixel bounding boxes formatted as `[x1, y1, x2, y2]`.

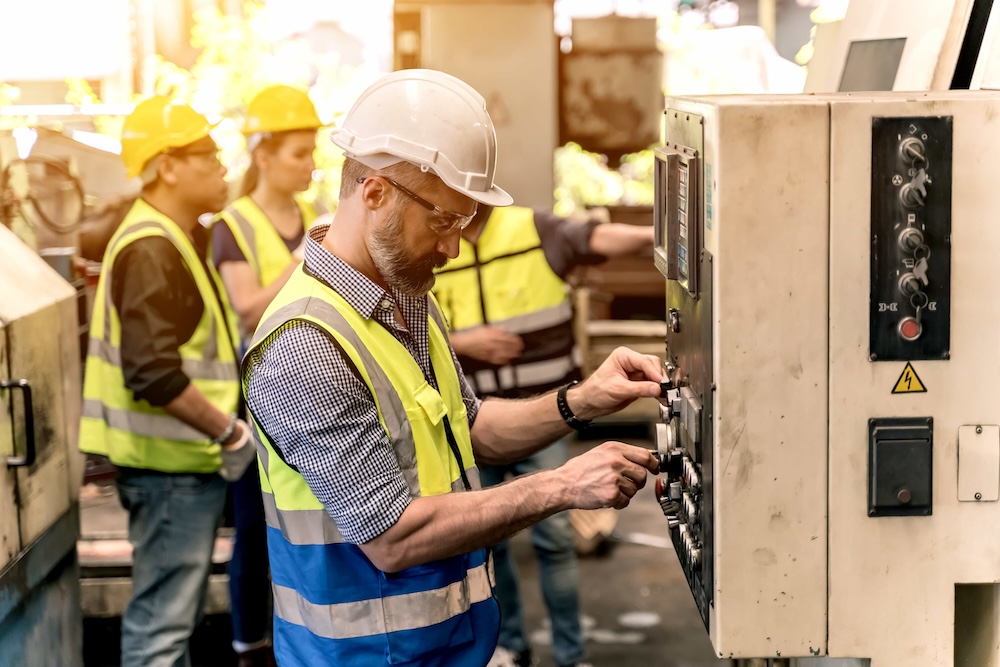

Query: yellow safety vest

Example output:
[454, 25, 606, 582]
[243, 265, 497, 665]
[433, 206, 576, 397]
[214, 195, 318, 287]
[79, 199, 240, 473]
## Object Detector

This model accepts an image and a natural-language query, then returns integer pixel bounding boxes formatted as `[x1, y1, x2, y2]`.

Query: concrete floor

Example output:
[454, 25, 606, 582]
[82, 428, 732, 667]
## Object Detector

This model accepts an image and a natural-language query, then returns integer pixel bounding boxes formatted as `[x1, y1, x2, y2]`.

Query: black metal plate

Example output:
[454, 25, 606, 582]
[870, 116, 952, 361]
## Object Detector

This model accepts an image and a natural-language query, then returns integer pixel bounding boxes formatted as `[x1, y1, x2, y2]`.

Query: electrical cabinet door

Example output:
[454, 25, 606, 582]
[0, 322, 22, 571]
[0, 226, 75, 548]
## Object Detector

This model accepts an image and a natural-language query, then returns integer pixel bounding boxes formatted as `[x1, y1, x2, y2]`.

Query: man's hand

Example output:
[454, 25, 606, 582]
[567, 346, 663, 420]
[450, 326, 524, 365]
[555, 441, 659, 510]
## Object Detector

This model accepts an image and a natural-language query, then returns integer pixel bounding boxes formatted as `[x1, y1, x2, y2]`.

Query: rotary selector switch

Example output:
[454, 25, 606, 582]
[897, 226, 924, 253]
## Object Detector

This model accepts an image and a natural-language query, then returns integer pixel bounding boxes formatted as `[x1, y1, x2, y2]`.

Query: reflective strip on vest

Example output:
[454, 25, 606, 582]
[220, 196, 317, 288]
[271, 561, 493, 640]
[251, 296, 422, 495]
[451, 300, 572, 336]
[473, 354, 577, 394]
[225, 206, 258, 271]
[82, 398, 209, 442]
[87, 338, 234, 382]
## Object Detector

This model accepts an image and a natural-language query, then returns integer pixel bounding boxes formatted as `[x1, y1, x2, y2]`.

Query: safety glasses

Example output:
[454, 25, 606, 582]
[357, 175, 476, 235]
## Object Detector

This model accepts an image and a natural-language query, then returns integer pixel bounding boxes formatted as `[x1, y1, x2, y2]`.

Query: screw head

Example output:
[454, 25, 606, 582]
[976, 492, 983, 501]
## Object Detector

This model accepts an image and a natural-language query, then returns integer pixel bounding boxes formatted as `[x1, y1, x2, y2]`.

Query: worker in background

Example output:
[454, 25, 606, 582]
[79, 97, 256, 667]
[211, 84, 324, 667]
[432, 205, 654, 667]
[242, 68, 663, 667]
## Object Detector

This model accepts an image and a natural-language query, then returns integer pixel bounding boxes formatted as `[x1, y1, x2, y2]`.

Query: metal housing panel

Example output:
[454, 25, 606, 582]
[828, 92, 1000, 667]
[660, 96, 831, 659]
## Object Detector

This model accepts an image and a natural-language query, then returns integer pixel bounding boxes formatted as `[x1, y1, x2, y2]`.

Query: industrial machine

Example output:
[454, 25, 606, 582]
[0, 221, 84, 664]
[806, 0, 1000, 94]
[653, 90, 1000, 667]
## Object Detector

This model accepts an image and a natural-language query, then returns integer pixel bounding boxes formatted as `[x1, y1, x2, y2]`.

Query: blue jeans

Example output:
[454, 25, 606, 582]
[480, 438, 586, 667]
[227, 461, 272, 650]
[116, 470, 227, 667]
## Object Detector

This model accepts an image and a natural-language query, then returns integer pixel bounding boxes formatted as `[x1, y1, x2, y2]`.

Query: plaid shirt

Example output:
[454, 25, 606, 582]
[243, 224, 481, 544]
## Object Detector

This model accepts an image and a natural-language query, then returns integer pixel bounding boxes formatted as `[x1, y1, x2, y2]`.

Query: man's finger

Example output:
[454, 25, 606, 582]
[620, 444, 660, 472]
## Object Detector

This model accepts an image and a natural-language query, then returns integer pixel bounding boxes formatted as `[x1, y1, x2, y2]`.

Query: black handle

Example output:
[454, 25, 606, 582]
[3, 379, 35, 467]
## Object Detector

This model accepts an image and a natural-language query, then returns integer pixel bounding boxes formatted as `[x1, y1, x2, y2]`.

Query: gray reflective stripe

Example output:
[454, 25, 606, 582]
[426, 298, 450, 342]
[82, 398, 208, 442]
[473, 354, 574, 392]
[453, 300, 572, 336]
[252, 297, 420, 496]
[272, 562, 492, 640]
[452, 466, 480, 492]
[226, 206, 260, 273]
[86, 339, 235, 382]
[261, 491, 345, 545]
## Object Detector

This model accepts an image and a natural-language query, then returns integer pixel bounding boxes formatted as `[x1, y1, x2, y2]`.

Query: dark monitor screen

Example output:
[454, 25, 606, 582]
[838, 38, 907, 92]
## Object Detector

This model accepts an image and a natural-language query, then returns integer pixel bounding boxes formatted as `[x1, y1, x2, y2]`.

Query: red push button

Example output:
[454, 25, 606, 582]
[898, 317, 922, 341]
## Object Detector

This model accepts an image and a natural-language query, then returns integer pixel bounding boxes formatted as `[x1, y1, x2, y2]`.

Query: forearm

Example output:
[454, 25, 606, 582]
[448, 329, 477, 357]
[589, 223, 654, 257]
[471, 385, 587, 464]
[363, 468, 572, 572]
[237, 262, 298, 332]
[163, 383, 234, 442]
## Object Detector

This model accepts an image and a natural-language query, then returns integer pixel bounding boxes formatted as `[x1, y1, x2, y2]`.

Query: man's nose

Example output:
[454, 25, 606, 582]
[437, 230, 461, 259]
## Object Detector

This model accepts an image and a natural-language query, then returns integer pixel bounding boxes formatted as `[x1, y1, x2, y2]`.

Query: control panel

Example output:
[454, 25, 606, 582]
[652, 91, 1000, 666]
[870, 116, 952, 361]
[652, 108, 713, 632]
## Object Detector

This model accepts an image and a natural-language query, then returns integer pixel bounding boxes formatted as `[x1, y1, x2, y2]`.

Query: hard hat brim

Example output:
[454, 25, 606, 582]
[347, 151, 513, 207]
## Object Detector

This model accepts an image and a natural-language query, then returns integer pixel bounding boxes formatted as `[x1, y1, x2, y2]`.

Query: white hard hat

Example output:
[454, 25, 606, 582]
[332, 69, 512, 207]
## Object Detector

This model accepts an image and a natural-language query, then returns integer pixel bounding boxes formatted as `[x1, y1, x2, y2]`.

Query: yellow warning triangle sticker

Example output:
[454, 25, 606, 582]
[892, 362, 927, 394]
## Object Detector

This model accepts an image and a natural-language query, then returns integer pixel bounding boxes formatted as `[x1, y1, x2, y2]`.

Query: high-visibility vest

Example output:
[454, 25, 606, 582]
[243, 265, 499, 666]
[79, 199, 240, 473]
[214, 195, 318, 287]
[433, 206, 577, 398]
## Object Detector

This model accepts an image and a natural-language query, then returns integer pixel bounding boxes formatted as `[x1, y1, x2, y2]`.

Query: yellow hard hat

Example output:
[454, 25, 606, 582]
[243, 85, 322, 136]
[120, 96, 215, 179]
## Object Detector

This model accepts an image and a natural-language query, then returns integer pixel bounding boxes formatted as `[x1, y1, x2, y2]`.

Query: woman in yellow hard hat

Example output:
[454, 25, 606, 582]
[210, 84, 323, 667]
[212, 84, 324, 338]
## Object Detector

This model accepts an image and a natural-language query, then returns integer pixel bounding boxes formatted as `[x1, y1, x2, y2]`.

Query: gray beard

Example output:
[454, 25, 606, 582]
[369, 206, 446, 298]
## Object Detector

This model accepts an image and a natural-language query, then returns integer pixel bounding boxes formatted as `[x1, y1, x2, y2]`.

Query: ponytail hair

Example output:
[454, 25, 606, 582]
[239, 132, 287, 198]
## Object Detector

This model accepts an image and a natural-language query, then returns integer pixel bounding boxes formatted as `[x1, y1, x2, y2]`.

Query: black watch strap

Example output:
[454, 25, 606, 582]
[557, 381, 591, 431]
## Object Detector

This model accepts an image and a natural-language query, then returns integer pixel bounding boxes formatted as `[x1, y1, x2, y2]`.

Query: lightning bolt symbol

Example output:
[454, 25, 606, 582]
[905, 371, 912, 391]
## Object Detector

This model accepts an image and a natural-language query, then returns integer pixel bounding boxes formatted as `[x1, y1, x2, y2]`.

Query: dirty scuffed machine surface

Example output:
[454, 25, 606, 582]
[652, 91, 1000, 667]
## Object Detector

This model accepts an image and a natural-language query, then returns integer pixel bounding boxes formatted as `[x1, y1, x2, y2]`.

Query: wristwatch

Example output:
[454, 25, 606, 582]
[557, 381, 591, 431]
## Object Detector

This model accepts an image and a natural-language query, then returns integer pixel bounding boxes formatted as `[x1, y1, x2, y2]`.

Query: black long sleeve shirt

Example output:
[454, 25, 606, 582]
[109, 226, 218, 406]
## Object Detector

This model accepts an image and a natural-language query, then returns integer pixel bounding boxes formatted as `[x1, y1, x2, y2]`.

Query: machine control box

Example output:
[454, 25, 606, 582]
[870, 116, 952, 361]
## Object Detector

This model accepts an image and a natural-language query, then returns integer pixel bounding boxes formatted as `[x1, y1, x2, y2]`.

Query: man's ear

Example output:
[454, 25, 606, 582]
[360, 177, 387, 211]
[158, 156, 180, 186]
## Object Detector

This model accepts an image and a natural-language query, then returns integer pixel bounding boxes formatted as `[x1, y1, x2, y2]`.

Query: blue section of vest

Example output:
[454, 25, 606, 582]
[267, 529, 489, 602]
[272, 598, 500, 666]
[266, 527, 500, 665]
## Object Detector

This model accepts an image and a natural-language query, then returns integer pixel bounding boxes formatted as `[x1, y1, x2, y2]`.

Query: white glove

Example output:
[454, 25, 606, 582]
[218, 419, 256, 482]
